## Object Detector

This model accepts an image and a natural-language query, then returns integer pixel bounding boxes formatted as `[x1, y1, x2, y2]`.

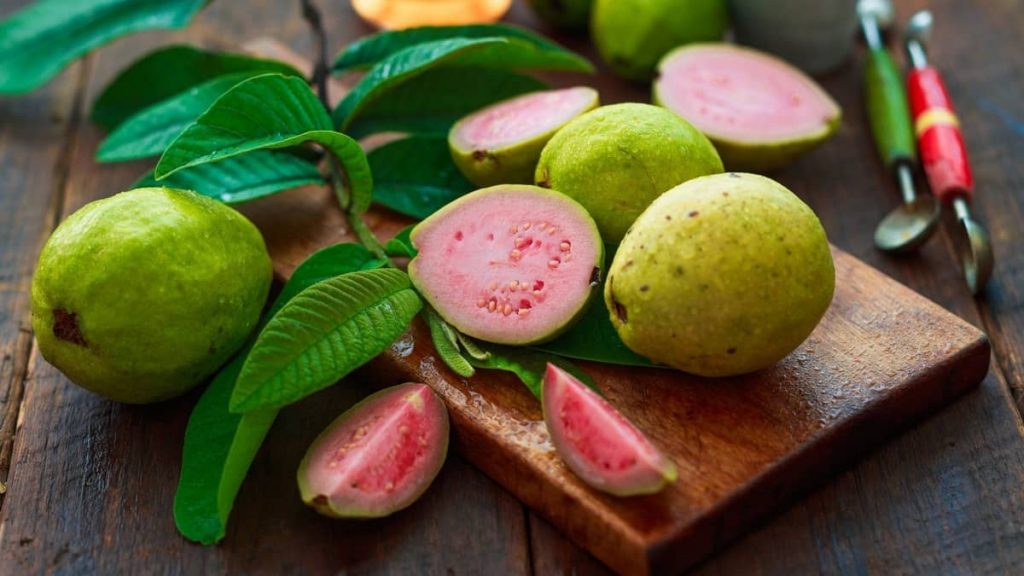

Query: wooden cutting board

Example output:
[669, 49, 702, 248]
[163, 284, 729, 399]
[238, 185, 990, 576]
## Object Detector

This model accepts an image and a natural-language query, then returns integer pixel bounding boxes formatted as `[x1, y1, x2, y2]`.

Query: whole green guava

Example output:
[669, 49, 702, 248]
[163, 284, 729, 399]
[605, 173, 835, 377]
[591, 0, 728, 81]
[31, 187, 272, 404]
[535, 103, 723, 243]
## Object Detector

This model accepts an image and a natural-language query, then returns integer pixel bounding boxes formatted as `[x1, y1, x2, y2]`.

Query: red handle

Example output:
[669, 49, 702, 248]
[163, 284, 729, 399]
[908, 67, 974, 203]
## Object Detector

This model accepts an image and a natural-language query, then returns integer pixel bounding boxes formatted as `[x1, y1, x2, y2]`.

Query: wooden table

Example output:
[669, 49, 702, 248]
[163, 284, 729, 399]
[1, 0, 1022, 573]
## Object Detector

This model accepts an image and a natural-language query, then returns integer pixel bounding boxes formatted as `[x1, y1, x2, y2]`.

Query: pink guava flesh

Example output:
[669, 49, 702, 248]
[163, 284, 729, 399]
[409, 185, 603, 345]
[450, 87, 599, 152]
[655, 44, 840, 143]
[297, 383, 449, 518]
[542, 364, 676, 496]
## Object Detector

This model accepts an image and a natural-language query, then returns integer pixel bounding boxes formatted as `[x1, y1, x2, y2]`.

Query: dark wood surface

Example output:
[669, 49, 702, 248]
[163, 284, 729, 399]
[0, 0, 1022, 575]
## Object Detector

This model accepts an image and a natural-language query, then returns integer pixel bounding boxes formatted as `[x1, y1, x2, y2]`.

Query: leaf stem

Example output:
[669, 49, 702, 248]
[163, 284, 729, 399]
[300, 0, 330, 109]
[350, 212, 388, 260]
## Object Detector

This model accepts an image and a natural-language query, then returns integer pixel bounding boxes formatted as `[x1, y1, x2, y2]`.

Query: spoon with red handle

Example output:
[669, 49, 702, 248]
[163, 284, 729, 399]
[905, 10, 993, 295]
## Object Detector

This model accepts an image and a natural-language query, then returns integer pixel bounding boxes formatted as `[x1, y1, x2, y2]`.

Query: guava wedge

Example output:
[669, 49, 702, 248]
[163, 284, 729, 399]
[408, 185, 604, 346]
[297, 383, 449, 519]
[654, 44, 842, 171]
[449, 87, 599, 187]
[542, 364, 677, 496]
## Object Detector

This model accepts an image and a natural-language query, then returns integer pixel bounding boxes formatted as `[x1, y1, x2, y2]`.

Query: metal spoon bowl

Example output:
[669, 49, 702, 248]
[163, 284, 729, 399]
[874, 195, 941, 253]
[873, 163, 942, 253]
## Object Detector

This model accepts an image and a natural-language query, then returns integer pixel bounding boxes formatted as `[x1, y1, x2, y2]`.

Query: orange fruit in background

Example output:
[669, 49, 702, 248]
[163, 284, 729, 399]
[351, 0, 513, 29]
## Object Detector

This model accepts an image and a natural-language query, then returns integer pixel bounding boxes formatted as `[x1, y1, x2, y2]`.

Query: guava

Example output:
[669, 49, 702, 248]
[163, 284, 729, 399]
[542, 363, 676, 496]
[297, 383, 449, 518]
[591, 0, 728, 81]
[654, 44, 842, 171]
[449, 86, 599, 187]
[605, 173, 835, 377]
[408, 185, 604, 346]
[31, 187, 272, 404]
[535, 103, 723, 243]
[526, 0, 593, 31]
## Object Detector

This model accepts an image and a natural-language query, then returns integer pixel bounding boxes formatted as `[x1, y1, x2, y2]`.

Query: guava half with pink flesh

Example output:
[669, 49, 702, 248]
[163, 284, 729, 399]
[408, 185, 604, 346]
[297, 383, 449, 519]
[542, 364, 677, 496]
[654, 43, 842, 171]
[449, 87, 599, 187]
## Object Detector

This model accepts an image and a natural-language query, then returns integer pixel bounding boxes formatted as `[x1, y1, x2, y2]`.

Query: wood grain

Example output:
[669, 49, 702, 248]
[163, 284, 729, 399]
[0, 0, 1023, 574]
[0, 2, 530, 574]
[0, 0, 87, 508]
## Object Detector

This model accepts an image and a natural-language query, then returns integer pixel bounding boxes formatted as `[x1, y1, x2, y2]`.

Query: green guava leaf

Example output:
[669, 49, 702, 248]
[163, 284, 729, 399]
[135, 150, 325, 205]
[466, 344, 596, 400]
[92, 45, 301, 130]
[456, 332, 491, 362]
[369, 136, 473, 220]
[332, 23, 592, 74]
[334, 37, 507, 130]
[423, 307, 474, 378]
[154, 73, 373, 214]
[384, 225, 417, 259]
[174, 241, 381, 545]
[231, 268, 423, 413]
[533, 301, 659, 368]
[346, 67, 547, 139]
[174, 354, 276, 545]
[267, 243, 387, 316]
[0, 0, 209, 95]
[98, 73, 255, 162]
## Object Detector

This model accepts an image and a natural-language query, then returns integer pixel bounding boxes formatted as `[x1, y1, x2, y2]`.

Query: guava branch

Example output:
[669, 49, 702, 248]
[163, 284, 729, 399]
[300, 0, 330, 109]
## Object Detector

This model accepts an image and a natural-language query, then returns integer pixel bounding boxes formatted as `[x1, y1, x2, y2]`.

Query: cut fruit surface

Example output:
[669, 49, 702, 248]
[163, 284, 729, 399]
[408, 185, 603, 345]
[297, 383, 449, 518]
[449, 87, 599, 187]
[655, 44, 841, 170]
[542, 364, 676, 496]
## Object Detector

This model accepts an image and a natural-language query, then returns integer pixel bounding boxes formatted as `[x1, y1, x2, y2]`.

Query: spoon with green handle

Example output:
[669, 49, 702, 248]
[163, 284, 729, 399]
[858, 0, 940, 253]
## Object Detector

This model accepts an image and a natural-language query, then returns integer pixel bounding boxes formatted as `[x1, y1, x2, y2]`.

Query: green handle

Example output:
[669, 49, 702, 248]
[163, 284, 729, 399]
[866, 47, 916, 166]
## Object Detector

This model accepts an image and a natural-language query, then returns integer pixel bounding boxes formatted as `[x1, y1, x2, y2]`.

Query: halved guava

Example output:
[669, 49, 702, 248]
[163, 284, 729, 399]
[449, 87, 599, 187]
[542, 364, 677, 496]
[654, 43, 842, 171]
[408, 185, 604, 346]
[297, 383, 449, 519]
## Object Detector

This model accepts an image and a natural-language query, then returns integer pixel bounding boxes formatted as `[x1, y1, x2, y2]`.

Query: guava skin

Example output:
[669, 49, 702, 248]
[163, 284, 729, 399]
[449, 87, 599, 188]
[526, 0, 593, 31]
[605, 173, 835, 377]
[591, 0, 728, 81]
[535, 103, 723, 243]
[31, 187, 272, 404]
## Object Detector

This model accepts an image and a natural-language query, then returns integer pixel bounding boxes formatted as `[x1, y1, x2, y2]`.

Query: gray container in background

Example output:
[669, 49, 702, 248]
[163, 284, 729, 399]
[727, 0, 858, 73]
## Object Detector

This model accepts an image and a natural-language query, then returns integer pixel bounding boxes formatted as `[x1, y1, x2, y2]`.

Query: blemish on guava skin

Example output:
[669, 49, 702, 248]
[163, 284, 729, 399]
[472, 150, 489, 161]
[675, 266, 685, 276]
[537, 169, 551, 188]
[313, 495, 329, 507]
[639, 285, 649, 292]
[52, 309, 87, 347]
[589, 267, 602, 286]
[727, 347, 737, 355]
[688, 211, 699, 218]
